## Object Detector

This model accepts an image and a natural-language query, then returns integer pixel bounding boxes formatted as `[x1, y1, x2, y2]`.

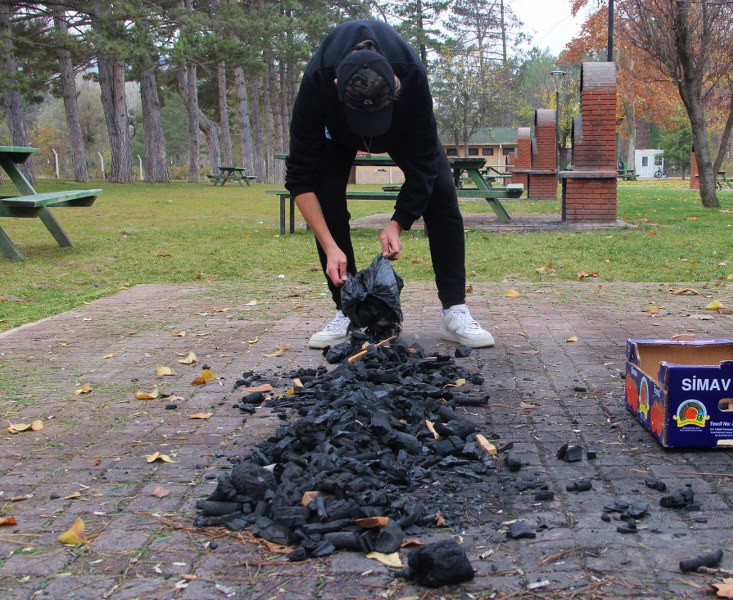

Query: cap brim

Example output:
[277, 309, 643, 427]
[344, 104, 393, 138]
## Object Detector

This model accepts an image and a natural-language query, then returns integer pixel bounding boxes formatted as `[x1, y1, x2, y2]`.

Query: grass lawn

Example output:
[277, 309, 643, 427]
[0, 178, 731, 332]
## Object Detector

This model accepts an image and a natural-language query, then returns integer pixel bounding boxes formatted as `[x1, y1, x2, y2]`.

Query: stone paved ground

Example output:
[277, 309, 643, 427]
[1, 280, 732, 600]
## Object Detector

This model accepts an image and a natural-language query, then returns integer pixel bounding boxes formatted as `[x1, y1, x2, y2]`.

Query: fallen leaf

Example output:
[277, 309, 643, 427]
[178, 352, 198, 365]
[711, 578, 733, 599]
[264, 345, 289, 358]
[671, 288, 701, 296]
[135, 386, 159, 400]
[577, 271, 599, 280]
[62, 491, 81, 500]
[465, 283, 474, 293]
[706, 300, 725, 311]
[435, 511, 447, 526]
[75, 383, 92, 395]
[145, 452, 175, 463]
[566, 335, 579, 343]
[443, 378, 466, 388]
[520, 402, 539, 410]
[103, 353, 118, 359]
[0, 517, 17, 526]
[58, 518, 88, 545]
[727, 274, 733, 280]
[643, 305, 660, 314]
[365, 551, 403, 568]
[188, 413, 213, 420]
[191, 369, 216, 385]
[504, 289, 522, 298]
[241, 384, 273, 393]
[156, 365, 177, 377]
[689, 314, 714, 320]
[171, 331, 186, 337]
[247, 336, 259, 344]
[7, 420, 43, 434]
[151, 486, 171, 499]
[260, 540, 292, 554]
[245, 300, 258, 306]
[11, 494, 32, 502]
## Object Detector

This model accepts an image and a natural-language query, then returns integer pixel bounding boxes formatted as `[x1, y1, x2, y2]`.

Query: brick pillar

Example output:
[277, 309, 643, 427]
[527, 109, 558, 199]
[511, 127, 531, 188]
[690, 151, 699, 189]
[561, 62, 618, 222]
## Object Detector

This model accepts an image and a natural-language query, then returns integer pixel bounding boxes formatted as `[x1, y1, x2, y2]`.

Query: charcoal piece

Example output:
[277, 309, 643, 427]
[497, 442, 515, 453]
[507, 521, 536, 539]
[616, 525, 637, 534]
[398, 540, 474, 588]
[601, 512, 611, 522]
[224, 516, 250, 532]
[374, 521, 405, 553]
[287, 546, 308, 562]
[661, 488, 695, 509]
[206, 475, 238, 502]
[241, 391, 265, 405]
[252, 517, 291, 545]
[341, 254, 404, 338]
[679, 549, 723, 573]
[230, 463, 277, 499]
[452, 394, 489, 407]
[645, 478, 667, 492]
[586, 449, 598, 460]
[324, 342, 353, 364]
[505, 452, 522, 472]
[397, 502, 426, 529]
[454, 346, 472, 358]
[566, 479, 592, 492]
[324, 531, 362, 551]
[556, 443, 569, 460]
[573, 385, 588, 392]
[272, 505, 309, 528]
[515, 475, 547, 491]
[196, 501, 241, 517]
[604, 500, 630, 513]
[301, 518, 355, 535]
[563, 444, 583, 463]
[626, 502, 649, 519]
[311, 540, 336, 558]
[165, 403, 178, 410]
[534, 490, 554, 502]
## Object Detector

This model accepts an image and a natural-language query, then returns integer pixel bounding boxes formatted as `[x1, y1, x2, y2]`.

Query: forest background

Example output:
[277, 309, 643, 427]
[0, 0, 731, 203]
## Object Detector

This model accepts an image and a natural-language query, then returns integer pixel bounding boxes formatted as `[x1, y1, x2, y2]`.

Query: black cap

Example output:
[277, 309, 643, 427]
[336, 49, 395, 137]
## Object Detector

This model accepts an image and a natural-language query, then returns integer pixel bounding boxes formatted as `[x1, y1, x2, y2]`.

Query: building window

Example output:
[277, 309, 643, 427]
[482, 148, 494, 156]
[446, 148, 458, 156]
[468, 148, 479, 156]
[654, 155, 663, 166]
[642, 156, 649, 167]
[502, 148, 513, 156]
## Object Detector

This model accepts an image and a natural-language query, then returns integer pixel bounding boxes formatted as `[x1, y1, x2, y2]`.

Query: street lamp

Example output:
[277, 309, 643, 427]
[550, 69, 567, 173]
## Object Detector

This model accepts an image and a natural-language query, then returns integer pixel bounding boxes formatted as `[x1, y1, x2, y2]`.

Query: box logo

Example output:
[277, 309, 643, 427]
[673, 400, 710, 428]
[638, 377, 650, 419]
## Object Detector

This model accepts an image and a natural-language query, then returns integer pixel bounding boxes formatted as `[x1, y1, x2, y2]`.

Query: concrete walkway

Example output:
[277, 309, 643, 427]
[0, 281, 732, 599]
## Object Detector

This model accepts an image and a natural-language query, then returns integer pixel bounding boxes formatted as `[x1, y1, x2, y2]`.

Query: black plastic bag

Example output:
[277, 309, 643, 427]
[341, 254, 403, 339]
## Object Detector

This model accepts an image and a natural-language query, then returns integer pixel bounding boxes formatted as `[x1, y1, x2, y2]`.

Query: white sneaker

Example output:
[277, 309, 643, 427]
[440, 304, 495, 348]
[308, 310, 351, 349]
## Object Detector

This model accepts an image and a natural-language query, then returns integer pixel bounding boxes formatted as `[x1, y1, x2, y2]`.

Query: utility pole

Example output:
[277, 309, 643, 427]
[607, 0, 614, 62]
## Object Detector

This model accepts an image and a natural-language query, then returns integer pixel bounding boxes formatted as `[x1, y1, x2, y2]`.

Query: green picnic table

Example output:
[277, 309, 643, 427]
[207, 166, 256, 186]
[0, 146, 101, 261]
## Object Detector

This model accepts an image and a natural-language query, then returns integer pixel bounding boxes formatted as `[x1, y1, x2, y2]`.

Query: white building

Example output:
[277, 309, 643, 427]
[635, 149, 665, 179]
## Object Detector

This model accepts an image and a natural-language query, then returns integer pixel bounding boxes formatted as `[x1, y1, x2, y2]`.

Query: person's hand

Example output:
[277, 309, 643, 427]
[325, 247, 349, 287]
[380, 220, 403, 260]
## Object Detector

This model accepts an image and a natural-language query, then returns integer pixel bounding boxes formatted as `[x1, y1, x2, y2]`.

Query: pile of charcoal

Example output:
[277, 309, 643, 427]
[195, 334, 499, 563]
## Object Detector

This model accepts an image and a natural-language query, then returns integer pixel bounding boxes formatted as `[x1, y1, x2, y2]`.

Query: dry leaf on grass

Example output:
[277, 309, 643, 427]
[577, 271, 599, 280]
[58, 518, 88, 545]
[504, 289, 522, 298]
[0, 517, 17, 526]
[156, 365, 177, 377]
[135, 386, 159, 400]
[7, 420, 43, 434]
[443, 378, 466, 388]
[171, 331, 186, 337]
[671, 287, 701, 296]
[191, 369, 217, 385]
[75, 383, 92, 395]
[103, 353, 118, 360]
[365, 551, 403, 568]
[712, 579, 733, 599]
[247, 336, 259, 344]
[188, 413, 213, 420]
[245, 300, 258, 306]
[178, 352, 198, 365]
[706, 300, 725, 311]
[145, 452, 175, 463]
[566, 335, 579, 343]
[643, 305, 661, 314]
[264, 345, 289, 358]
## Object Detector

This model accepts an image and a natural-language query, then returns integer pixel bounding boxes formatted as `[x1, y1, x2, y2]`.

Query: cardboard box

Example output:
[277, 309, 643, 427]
[625, 339, 733, 448]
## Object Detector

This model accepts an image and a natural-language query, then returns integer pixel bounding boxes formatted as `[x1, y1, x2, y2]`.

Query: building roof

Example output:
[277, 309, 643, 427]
[441, 127, 518, 146]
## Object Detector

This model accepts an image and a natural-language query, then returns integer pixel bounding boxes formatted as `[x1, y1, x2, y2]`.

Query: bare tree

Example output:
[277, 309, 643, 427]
[621, 0, 733, 208]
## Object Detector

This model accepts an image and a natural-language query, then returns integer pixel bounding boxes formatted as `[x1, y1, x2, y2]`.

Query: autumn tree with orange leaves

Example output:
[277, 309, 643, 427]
[569, 0, 733, 208]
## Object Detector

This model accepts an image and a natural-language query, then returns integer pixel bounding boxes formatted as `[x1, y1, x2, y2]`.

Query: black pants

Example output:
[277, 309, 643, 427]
[314, 141, 466, 310]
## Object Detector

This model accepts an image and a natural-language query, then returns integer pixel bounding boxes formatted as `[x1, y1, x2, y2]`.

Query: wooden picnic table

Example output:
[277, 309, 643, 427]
[207, 166, 256, 186]
[0, 146, 101, 261]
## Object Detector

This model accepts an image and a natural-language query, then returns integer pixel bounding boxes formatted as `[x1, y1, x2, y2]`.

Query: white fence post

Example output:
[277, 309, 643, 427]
[51, 148, 60, 178]
[97, 152, 105, 179]
[138, 154, 144, 181]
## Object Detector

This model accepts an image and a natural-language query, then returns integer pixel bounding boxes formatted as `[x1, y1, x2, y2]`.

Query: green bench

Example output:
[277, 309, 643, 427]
[717, 171, 732, 190]
[265, 184, 524, 235]
[0, 189, 102, 261]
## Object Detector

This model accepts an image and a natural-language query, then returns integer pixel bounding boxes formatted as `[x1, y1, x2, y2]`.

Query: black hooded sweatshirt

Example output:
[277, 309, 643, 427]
[285, 20, 445, 231]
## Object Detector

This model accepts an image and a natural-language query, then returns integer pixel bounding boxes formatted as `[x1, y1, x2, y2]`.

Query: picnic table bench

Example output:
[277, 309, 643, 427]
[717, 171, 733, 190]
[207, 166, 256, 186]
[617, 169, 637, 181]
[0, 146, 101, 261]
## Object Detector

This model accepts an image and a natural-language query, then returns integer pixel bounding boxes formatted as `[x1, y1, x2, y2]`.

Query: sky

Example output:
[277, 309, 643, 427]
[511, 0, 586, 56]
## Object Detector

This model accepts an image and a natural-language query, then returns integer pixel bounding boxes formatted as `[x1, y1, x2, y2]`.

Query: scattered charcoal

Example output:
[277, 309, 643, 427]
[397, 540, 474, 588]
[586, 449, 598, 460]
[660, 488, 695, 509]
[556, 443, 569, 460]
[601, 512, 611, 522]
[507, 521, 536, 539]
[534, 490, 554, 502]
[617, 524, 637, 534]
[694, 517, 708, 524]
[241, 391, 266, 405]
[505, 452, 522, 472]
[626, 502, 649, 519]
[645, 478, 667, 492]
[679, 549, 723, 573]
[324, 342, 352, 364]
[165, 403, 178, 410]
[566, 479, 593, 492]
[287, 546, 308, 562]
[454, 346, 472, 358]
[497, 441, 514, 453]
[208, 541, 218, 550]
[195, 339, 499, 562]
[515, 475, 548, 491]
[50, 493, 60, 500]
[563, 444, 583, 463]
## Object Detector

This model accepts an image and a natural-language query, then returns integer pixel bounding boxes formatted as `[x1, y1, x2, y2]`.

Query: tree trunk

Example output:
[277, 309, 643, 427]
[185, 63, 200, 181]
[217, 62, 233, 167]
[250, 74, 265, 181]
[234, 66, 255, 175]
[622, 99, 636, 171]
[272, 60, 285, 183]
[96, 56, 134, 183]
[177, 67, 220, 178]
[140, 67, 170, 183]
[53, 6, 88, 182]
[263, 60, 275, 182]
[0, 1, 34, 184]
